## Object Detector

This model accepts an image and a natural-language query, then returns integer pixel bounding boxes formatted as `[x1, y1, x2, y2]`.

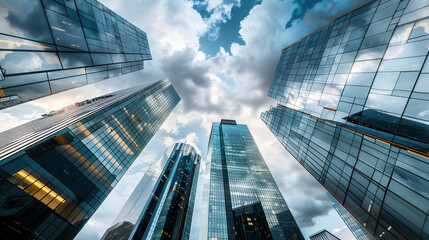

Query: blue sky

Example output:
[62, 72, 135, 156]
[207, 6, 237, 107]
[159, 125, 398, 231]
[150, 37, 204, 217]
[194, 0, 261, 56]
[0, 0, 375, 239]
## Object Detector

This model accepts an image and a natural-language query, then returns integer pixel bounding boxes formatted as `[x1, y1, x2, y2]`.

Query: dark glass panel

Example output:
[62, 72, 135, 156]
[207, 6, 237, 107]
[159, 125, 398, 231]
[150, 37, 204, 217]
[0, 0, 54, 43]
[58, 52, 93, 68]
[45, 9, 89, 51]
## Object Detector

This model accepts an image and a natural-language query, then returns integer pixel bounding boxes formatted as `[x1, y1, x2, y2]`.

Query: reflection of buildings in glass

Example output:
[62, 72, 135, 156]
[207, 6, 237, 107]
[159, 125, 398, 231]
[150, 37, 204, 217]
[327, 193, 376, 240]
[309, 229, 340, 240]
[0, 0, 151, 109]
[0, 79, 179, 240]
[102, 143, 201, 240]
[101, 221, 135, 240]
[232, 202, 273, 240]
[262, 1, 429, 240]
[200, 119, 304, 240]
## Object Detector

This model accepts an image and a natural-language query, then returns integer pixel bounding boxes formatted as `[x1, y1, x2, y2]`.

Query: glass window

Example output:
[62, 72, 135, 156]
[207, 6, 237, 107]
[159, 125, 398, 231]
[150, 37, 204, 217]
[45, 9, 89, 51]
[87, 71, 108, 83]
[347, 73, 376, 86]
[414, 74, 429, 93]
[0, 51, 62, 75]
[3, 81, 51, 100]
[384, 40, 429, 59]
[48, 68, 85, 80]
[395, 72, 419, 91]
[0, 0, 54, 43]
[0, 34, 55, 51]
[0, 72, 48, 88]
[355, 45, 386, 61]
[390, 23, 413, 45]
[410, 18, 429, 39]
[91, 53, 113, 65]
[372, 72, 399, 90]
[350, 59, 381, 73]
[50, 75, 87, 93]
[58, 52, 93, 68]
[366, 18, 390, 37]
[366, 94, 407, 115]
[343, 85, 370, 99]
[111, 54, 126, 63]
[403, 98, 429, 121]
[379, 56, 425, 72]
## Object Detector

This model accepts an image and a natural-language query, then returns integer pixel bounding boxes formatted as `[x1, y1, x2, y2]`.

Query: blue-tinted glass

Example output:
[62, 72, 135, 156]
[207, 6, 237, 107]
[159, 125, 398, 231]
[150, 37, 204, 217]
[263, 1, 429, 239]
[0, 0, 54, 43]
[0, 79, 180, 239]
[0, 51, 62, 74]
[0, 0, 152, 110]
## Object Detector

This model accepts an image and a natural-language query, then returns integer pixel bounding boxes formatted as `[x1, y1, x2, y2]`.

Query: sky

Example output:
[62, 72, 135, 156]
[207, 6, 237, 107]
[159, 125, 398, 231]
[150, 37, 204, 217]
[0, 0, 375, 239]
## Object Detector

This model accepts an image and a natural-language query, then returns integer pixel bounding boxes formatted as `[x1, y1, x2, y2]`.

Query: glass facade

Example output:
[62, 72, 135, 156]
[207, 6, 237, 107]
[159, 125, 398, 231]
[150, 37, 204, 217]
[102, 143, 201, 240]
[200, 119, 304, 240]
[262, 1, 429, 239]
[0, 79, 179, 239]
[0, 0, 151, 109]
[309, 229, 340, 240]
[328, 193, 376, 240]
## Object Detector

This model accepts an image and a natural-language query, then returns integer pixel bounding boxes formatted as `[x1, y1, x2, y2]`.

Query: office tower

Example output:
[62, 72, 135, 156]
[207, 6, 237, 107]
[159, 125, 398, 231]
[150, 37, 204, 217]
[101, 143, 201, 240]
[0, 79, 179, 239]
[309, 229, 341, 240]
[0, 0, 151, 109]
[328, 193, 376, 240]
[200, 119, 304, 240]
[262, 1, 429, 239]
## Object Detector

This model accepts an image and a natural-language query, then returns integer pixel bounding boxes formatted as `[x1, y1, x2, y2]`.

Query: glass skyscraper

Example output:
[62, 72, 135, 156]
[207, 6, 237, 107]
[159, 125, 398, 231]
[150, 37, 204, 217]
[101, 143, 201, 240]
[328, 193, 376, 240]
[309, 229, 340, 240]
[200, 119, 304, 240]
[262, 1, 429, 239]
[0, 79, 179, 239]
[0, 0, 151, 109]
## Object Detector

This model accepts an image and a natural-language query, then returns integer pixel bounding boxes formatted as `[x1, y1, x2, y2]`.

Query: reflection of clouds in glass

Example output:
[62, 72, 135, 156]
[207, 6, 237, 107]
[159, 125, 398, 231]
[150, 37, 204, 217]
[350, 59, 380, 73]
[0, 0, 53, 43]
[410, 18, 429, 38]
[0, 51, 61, 74]
[404, 99, 429, 121]
[366, 94, 407, 115]
[390, 23, 413, 44]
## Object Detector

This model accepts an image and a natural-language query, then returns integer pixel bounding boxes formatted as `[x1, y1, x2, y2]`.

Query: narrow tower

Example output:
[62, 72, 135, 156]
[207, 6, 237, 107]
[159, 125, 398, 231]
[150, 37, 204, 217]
[101, 143, 201, 240]
[200, 119, 304, 240]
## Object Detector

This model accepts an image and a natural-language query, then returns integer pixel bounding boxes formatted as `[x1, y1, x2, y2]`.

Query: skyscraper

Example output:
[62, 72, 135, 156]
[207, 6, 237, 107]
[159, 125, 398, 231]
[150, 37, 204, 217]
[309, 229, 340, 240]
[327, 193, 376, 240]
[0, 0, 151, 109]
[262, 1, 429, 239]
[200, 119, 304, 240]
[0, 79, 179, 239]
[101, 143, 201, 240]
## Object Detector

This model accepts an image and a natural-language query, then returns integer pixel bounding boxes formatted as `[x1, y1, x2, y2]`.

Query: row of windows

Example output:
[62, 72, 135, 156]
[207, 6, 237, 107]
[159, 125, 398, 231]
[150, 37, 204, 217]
[261, 106, 428, 240]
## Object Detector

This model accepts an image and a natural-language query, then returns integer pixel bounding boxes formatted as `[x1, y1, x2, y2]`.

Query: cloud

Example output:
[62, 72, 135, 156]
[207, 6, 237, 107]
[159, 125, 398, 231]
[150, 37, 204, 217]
[333, 225, 356, 240]
[286, 0, 373, 29]
[163, 132, 201, 154]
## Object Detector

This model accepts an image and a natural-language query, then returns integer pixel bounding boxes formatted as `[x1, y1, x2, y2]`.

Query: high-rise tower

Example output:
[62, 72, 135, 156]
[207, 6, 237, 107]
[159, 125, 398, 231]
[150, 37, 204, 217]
[327, 193, 376, 240]
[262, 1, 429, 239]
[101, 143, 201, 240]
[0, 79, 179, 239]
[200, 119, 304, 240]
[0, 0, 151, 109]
